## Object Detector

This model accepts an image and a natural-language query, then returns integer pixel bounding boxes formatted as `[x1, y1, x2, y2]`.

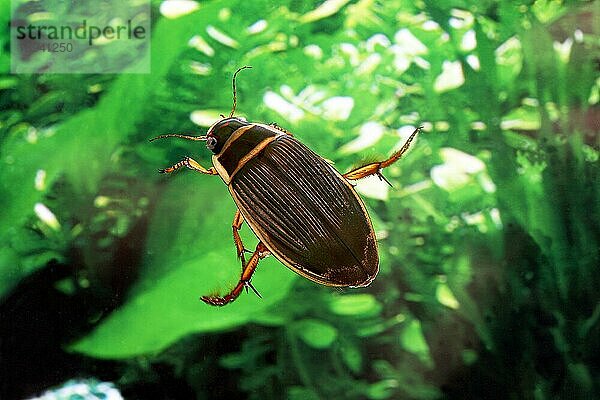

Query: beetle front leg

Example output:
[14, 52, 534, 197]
[159, 156, 218, 175]
[201, 242, 270, 306]
[343, 126, 421, 186]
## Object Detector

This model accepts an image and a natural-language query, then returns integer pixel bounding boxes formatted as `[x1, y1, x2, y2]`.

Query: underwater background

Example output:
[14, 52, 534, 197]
[1, 0, 598, 398]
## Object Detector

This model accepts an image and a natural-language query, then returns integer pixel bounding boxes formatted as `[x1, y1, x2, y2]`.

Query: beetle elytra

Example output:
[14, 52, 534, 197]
[151, 66, 420, 306]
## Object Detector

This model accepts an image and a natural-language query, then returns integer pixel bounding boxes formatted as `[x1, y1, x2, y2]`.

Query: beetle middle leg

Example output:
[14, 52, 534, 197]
[343, 126, 421, 186]
[159, 156, 218, 175]
[201, 242, 270, 306]
[232, 209, 251, 265]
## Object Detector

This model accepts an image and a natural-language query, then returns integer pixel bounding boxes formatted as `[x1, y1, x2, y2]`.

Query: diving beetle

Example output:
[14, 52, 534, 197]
[152, 66, 420, 306]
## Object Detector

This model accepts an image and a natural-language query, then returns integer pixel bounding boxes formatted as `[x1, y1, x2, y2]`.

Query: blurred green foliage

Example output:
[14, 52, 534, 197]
[1, 0, 598, 399]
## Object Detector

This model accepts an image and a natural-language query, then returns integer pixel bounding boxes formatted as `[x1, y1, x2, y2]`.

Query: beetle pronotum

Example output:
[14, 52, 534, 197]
[152, 66, 420, 306]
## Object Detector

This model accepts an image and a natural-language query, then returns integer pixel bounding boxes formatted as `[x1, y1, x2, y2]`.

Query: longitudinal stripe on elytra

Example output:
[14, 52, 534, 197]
[264, 136, 367, 267]
[234, 160, 328, 249]
[232, 176, 308, 254]
[231, 135, 371, 275]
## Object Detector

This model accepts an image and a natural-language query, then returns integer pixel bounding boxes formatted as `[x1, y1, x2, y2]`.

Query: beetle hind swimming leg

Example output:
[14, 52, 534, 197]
[343, 126, 421, 185]
[201, 242, 270, 306]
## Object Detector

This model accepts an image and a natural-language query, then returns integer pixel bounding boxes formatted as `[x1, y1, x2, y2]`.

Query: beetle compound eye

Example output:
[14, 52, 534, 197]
[206, 136, 218, 150]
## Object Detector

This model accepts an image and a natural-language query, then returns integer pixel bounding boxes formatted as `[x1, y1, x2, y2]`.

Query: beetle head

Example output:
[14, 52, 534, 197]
[205, 117, 250, 154]
[150, 67, 252, 152]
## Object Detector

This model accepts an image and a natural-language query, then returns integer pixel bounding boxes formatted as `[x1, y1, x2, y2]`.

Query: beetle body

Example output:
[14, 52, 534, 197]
[208, 118, 378, 287]
[152, 66, 419, 306]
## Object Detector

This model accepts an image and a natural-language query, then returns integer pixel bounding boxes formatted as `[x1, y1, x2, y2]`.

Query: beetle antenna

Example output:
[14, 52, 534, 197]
[149, 134, 207, 142]
[229, 65, 252, 117]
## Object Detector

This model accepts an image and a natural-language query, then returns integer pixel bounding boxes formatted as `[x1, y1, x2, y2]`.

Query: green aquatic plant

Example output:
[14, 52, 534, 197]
[0, 0, 597, 399]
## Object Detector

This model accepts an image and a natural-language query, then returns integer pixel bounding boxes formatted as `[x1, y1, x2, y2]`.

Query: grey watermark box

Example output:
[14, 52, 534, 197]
[11, 0, 151, 74]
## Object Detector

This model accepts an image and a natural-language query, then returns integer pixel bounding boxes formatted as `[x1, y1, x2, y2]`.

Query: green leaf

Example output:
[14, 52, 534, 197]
[0, 2, 226, 298]
[501, 106, 541, 131]
[435, 282, 460, 309]
[70, 177, 296, 358]
[288, 386, 320, 400]
[299, 0, 352, 23]
[367, 379, 398, 400]
[400, 319, 432, 366]
[328, 293, 381, 316]
[340, 339, 363, 373]
[294, 318, 338, 349]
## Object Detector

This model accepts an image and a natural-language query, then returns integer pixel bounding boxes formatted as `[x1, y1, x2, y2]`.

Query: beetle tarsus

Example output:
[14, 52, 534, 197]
[158, 156, 218, 175]
[200, 294, 230, 307]
[200, 242, 268, 306]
